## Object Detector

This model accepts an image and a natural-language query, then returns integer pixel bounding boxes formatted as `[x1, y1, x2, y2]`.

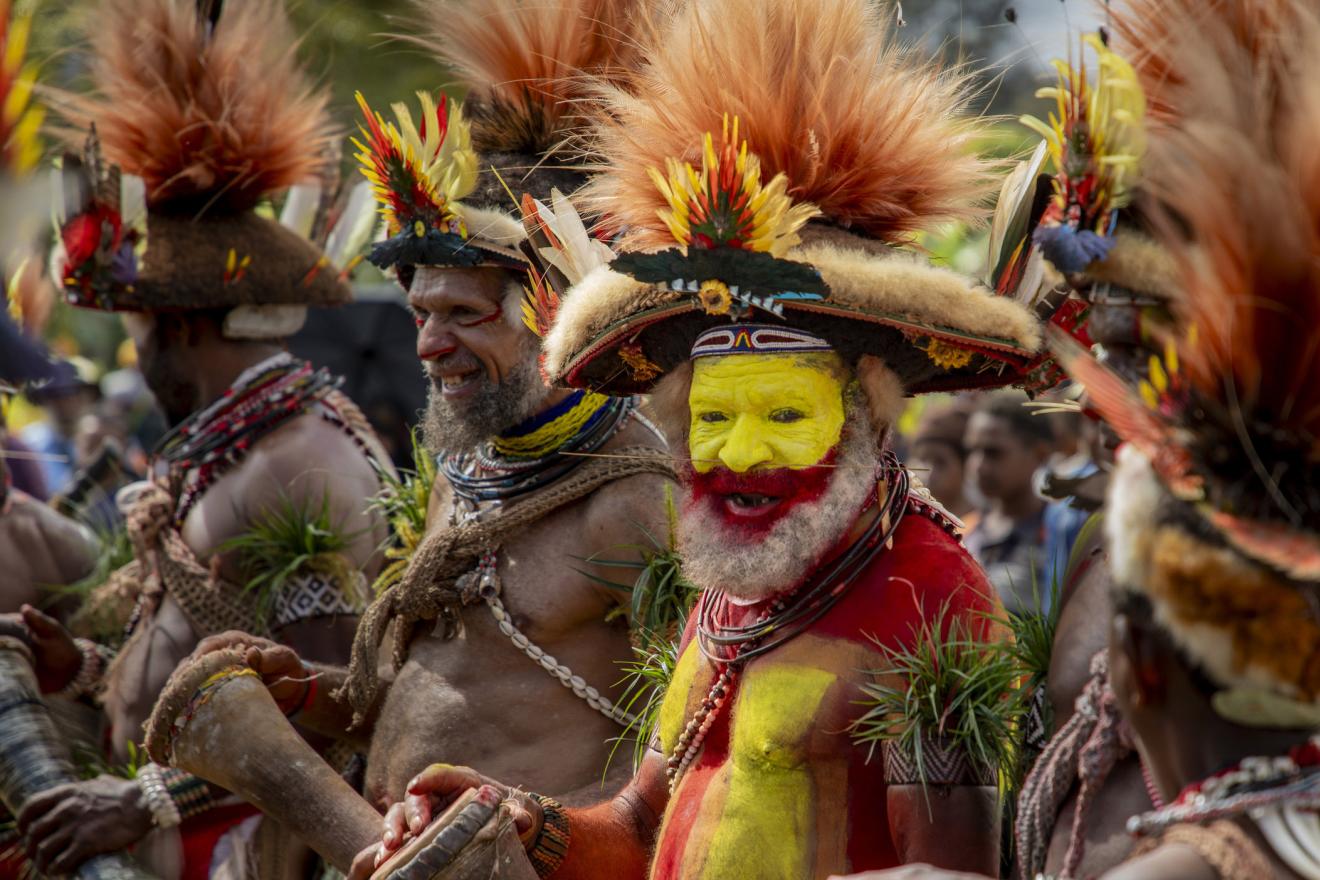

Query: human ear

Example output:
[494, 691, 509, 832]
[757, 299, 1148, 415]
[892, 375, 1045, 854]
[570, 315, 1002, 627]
[1114, 611, 1165, 709]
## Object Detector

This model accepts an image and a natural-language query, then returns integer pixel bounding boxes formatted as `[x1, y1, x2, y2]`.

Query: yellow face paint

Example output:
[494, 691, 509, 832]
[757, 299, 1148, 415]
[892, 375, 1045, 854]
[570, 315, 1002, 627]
[688, 353, 847, 474]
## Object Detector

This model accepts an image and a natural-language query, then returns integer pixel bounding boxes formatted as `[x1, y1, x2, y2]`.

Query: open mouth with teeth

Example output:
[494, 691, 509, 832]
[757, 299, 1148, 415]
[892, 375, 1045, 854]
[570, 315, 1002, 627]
[688, 451, 837, 535]
[724, 492, 784, 518]
[431, 367, 486, 399]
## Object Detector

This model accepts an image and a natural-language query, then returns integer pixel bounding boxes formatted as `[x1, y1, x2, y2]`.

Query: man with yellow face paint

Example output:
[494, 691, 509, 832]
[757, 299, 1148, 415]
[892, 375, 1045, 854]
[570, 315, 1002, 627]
[360, 0, 1052, 877]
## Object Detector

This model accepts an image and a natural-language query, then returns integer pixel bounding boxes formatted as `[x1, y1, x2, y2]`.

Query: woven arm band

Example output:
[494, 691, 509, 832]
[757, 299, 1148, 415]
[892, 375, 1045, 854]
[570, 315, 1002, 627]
[137, 763, 224, 828]
[527, 794, 571, 878]
[55, 638, 116, 700]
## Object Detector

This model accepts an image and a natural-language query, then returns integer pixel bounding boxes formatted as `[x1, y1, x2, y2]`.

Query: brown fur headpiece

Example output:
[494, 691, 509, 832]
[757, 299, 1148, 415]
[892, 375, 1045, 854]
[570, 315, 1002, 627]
[542, 0, 1044, 396]
[53, 0, 349, 313]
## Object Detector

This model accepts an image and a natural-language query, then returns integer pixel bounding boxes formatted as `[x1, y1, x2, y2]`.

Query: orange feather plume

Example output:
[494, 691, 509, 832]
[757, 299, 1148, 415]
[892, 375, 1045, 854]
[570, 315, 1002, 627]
[57, 0, 335, 213]
[1146, 4, 1320, 451]
[588, 0, 994, 249]
[1107, 0, 1295, 123]
[405, 0, 644, 155]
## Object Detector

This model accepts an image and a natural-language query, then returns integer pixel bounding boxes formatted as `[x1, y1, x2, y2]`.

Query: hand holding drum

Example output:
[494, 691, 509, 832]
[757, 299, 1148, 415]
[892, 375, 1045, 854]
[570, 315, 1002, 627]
[0, 636, 153, 880]
[143, 644, 381, 869]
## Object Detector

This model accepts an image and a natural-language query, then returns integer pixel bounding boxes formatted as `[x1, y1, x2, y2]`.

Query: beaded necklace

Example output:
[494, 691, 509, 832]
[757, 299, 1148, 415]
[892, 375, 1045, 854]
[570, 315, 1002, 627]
[442, 395, 635, 505]
[155, 352, 340, 522]
[667, 456, 911, 792]
[490, 390, 612, 459]
[1127, 736, 1320, 836]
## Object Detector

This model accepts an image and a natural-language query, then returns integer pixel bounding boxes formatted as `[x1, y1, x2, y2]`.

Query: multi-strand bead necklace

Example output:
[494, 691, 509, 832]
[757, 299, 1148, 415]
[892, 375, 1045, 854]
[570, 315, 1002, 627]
[156, 352, 339, 522]
[1128, 735, 1320, 836]
[441, 391, 635, 505]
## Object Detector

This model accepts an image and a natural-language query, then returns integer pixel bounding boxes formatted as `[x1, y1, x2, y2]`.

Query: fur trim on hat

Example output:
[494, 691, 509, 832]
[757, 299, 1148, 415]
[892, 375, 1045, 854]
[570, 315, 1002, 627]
[541, 240, 1040, 386]
[453, 202, 529, 264]
[541, 261, 679, 381]
[1106, 444, 1320, 716]
[794, 236, 1041, 352]
[1104, 445, 1166, 589]
[1082, 228, 1178, 300]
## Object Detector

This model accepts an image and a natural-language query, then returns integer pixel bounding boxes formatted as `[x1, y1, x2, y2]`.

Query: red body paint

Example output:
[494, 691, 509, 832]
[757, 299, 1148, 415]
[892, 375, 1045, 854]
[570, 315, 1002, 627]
[651, 503, 999, 878]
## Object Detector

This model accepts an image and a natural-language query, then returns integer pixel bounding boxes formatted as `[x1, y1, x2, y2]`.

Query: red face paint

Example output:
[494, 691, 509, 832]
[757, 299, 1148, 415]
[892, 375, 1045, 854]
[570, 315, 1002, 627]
[457, 304, 504, 328]
[686, 449, 838, 536]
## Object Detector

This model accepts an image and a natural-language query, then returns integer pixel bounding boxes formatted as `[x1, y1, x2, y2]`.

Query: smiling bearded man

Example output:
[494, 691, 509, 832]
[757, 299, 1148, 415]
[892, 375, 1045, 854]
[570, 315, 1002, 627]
[674, 346, 881, 601]
[168, 0, 681, 872]
[365, 0, 1055, 877]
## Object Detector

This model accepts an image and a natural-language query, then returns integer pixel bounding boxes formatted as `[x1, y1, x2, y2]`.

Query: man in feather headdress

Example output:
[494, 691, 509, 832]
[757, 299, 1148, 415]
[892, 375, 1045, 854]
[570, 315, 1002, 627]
[850, 3, 1320, 880]
[0, 0, 393, 875]
[179, 0, 676, 870]
[358, 0, 1050, 876]
[1003, 5, 1301, 878]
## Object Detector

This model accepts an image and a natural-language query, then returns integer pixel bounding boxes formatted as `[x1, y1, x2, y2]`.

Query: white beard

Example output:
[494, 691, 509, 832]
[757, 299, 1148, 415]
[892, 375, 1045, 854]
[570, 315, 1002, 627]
[676, 416, 881, 602]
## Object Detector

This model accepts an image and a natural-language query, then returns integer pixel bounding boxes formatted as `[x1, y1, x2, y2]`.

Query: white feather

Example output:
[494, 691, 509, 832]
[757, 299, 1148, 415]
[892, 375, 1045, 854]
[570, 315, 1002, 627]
[324, 181, 377, 268]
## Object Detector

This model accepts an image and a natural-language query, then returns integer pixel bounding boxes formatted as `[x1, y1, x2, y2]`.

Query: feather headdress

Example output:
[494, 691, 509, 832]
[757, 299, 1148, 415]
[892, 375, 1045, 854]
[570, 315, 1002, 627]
[1021, 34, 1147, 275]
[590, 0, 992, 249]
[406, 0, 643, 157]
[0, 0, 41, 176]
[542, 0, 1043, 396]
[1061, 0, 1320, 598]
[61, 0, 333, 213]
[52, 0, 351, 316]
[354, 0, 642, 277]
[1107, 0, 1295, 124]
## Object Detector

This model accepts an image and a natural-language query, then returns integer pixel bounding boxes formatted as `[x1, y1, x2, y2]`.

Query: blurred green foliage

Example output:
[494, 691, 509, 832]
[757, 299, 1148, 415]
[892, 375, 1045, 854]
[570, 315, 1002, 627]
[25, 0, 451, 157]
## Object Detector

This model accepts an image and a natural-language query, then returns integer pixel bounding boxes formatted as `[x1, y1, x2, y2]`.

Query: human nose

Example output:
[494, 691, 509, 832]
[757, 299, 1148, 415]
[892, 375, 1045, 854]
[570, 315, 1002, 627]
[416, 317, 457, 361]
[718, 415, 773, 473]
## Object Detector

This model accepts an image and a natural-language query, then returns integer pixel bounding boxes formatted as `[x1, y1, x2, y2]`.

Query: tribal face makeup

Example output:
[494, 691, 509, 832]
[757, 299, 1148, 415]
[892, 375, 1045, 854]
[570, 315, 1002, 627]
[688, 352, 847, 473]
[674, 350, 878, 600]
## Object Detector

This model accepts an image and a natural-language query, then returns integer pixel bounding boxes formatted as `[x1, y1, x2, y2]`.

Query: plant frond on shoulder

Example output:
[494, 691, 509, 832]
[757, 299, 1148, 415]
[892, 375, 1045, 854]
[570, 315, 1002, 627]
[220, 492, 357, 626]
[849, 601, 1023, 794]
[369, 429, 436, 596]
[607, 628, 682, 775]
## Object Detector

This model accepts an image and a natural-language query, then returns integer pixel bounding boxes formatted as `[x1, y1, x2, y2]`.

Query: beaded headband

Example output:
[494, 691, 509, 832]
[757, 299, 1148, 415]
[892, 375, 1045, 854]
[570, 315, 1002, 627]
[690, 324, 833, 359]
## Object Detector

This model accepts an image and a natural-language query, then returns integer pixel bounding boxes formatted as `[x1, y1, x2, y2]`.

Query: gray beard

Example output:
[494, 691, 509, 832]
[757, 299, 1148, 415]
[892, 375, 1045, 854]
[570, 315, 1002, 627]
[676, 414, 882, 602]
[420, 350, 547, 455]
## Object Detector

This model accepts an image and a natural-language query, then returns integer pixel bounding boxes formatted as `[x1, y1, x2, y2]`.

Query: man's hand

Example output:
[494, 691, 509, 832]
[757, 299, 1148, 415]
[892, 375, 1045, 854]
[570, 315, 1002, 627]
[193, 630, 311, 713]
[368, 765, 540, 871]
[0, 605, 81, 693]
[17, 775, 154, 875]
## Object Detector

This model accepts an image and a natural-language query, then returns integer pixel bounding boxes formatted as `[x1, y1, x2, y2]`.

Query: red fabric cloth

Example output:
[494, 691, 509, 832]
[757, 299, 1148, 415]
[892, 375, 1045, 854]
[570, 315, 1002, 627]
[179, 803, 261, 880]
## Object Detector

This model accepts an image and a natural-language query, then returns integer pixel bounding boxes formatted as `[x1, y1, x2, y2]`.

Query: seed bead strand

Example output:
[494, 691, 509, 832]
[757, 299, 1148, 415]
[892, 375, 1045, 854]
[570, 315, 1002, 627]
[665, 600, 783, 793]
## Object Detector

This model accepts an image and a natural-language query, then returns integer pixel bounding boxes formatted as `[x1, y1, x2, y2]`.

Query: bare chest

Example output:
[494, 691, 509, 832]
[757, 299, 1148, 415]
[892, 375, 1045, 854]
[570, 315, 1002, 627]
[364, 504, 635, 806]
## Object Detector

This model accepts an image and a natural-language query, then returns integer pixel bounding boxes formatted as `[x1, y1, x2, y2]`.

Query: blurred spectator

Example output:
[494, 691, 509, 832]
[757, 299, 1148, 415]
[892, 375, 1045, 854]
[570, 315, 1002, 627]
[56, 402, 143, 532]
[963, 393, 1066, 616]
[908, 399, 977, 528]
[1038, 406, 1116, 584]
[19, 358, 100, 495]
[1, 417, 48, 500]
[0, 439, 97, 615]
